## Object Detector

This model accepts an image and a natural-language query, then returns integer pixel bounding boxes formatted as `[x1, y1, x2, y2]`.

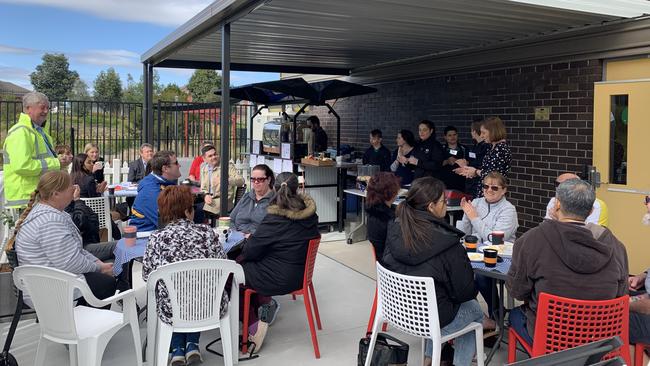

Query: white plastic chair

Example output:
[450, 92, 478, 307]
[81, 196, 112, 240]
[146, 258, 245, 366]
[12, 265, 142, 366]
[365, 262, 484, 366]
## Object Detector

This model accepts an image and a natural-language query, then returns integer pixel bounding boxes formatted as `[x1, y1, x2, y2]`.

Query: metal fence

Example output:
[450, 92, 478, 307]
[0, 100, 254, 164]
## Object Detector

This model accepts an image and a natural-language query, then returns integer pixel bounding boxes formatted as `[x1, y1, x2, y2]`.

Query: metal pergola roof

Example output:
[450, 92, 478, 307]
[142, 0, 650, 75]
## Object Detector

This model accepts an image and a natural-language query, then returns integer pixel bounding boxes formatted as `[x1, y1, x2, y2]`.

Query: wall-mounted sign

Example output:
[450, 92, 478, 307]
[252, 140, 261, 155]
[281, 143, 292, 159]
[535, 107, 550, 121]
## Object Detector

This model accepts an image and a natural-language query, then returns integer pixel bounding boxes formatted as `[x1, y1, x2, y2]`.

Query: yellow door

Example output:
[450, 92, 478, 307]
[593, 80, 650, 274]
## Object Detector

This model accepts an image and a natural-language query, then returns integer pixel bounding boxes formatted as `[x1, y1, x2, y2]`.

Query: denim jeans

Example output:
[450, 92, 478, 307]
[509, 306, 533, 345]
[170, 332, 200, 352]
[630, 311, 650, 344]
[425, 300, 484, 366]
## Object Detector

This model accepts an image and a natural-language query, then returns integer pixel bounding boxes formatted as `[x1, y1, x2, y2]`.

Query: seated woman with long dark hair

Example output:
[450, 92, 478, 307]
[239, 172, 320, 352]
[383, 177, 483, 366]
[70, 153, 101, 198]
[365, 172, 400, 260]
[142, 185, 228, 366]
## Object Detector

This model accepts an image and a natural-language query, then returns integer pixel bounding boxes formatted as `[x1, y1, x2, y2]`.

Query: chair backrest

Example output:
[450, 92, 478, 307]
[146, 258, 244, 330]
[12, 265, 89, 342]
[233, 185, 247, 207]
[375, 261, 439, 339]
[81, 196, 112, 240]
[301, 237, 321, 289]
[532, 292, 631, 363]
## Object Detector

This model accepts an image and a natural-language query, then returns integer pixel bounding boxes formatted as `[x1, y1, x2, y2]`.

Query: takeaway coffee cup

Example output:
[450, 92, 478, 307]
[336, 156, 343, 164]
[487, 231, 505, 245]
[124, 226, 137, 247]
[464, 235, 478, 252]
[483, 248, 498, 268]
[108, 186, 116, 195]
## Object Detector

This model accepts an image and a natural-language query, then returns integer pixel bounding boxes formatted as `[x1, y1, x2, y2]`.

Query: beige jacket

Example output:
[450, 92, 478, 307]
[200, 162, 244, 214]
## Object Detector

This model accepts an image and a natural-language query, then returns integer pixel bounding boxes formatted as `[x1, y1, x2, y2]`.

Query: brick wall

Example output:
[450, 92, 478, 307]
[309, 59, 602, 233]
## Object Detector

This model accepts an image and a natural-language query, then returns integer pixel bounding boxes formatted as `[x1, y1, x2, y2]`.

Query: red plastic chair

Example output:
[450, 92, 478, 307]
[508, 292, 631, 365]
[635, 343, 649, 366]
[366, 244, 387, 334]
[242, 237, 323, 357]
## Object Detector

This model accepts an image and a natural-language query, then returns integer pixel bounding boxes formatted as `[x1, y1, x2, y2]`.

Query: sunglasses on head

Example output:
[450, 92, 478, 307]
[482, 184, 502, 192]
[250, 177, 268, 183]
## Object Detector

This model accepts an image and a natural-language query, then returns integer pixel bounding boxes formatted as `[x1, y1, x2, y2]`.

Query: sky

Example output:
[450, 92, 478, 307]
[0, 0, 279, 92]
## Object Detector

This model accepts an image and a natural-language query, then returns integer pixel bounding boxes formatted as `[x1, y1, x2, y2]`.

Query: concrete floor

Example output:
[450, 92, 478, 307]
[1, 238, 513, 366]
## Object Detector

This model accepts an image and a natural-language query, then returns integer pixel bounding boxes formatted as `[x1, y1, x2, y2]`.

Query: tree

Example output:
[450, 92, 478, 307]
[93, 68, 122, 111]
[187, 69, 221, 102]
[159, 83, 189, 102]
[30, 53, 79, 100]
[70, 78, 90, 100]
[122, 71, 163, 103]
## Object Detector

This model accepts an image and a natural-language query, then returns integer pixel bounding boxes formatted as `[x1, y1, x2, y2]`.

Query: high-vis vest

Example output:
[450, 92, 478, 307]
[3, 113, 60, 207]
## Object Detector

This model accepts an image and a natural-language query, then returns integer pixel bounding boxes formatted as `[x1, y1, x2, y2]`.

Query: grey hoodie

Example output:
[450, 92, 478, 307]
[456, 197, 518, 242]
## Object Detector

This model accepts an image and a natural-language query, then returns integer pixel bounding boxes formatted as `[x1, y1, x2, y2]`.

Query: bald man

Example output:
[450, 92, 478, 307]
[545, 173, 609, 226]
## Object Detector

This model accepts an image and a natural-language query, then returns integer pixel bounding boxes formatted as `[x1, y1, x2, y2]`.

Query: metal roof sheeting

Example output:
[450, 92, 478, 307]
[142, 0, 650, 75]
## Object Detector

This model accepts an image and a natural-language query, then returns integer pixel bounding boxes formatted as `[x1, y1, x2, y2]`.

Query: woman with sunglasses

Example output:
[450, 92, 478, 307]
[456, 171, 518, 329]
[456, 171, 518, 243]
[230, 164, 275, 237]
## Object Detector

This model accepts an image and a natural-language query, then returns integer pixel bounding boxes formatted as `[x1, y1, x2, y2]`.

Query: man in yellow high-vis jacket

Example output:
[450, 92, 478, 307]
[3, 92, 71, 207]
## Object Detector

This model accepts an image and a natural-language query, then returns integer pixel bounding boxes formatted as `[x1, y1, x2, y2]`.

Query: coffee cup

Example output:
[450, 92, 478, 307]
[108, 186, 116, 195]
[464, 235, 478, 252]
[124, 226, 137, 247]
[487, 231, 505, 245]
[336, 156, 343, 164]
[483, 248, 498, 267]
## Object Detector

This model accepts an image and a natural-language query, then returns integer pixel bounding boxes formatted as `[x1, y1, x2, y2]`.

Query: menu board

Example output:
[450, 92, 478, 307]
[281, 143, 292, 159]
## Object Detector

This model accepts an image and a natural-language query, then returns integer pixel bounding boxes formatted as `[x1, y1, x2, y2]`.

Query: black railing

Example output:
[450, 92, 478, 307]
[0, 100, 253, 164]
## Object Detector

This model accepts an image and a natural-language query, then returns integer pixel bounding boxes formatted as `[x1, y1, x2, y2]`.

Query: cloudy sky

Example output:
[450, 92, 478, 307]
[0, 0, 278, 92]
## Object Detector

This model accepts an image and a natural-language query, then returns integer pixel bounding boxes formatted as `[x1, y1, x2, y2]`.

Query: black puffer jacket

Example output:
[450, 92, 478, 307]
[241, 195, 320, 296]
[65, 200, 100, 245]
[366, 203, 394, 261]
[382, 211, 477, 328]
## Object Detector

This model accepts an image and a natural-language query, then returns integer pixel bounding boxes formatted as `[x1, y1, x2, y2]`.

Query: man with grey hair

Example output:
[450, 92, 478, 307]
[506, 178, 628, 346]
[3, 91, 71, 207]
[544, 172, 609, 226]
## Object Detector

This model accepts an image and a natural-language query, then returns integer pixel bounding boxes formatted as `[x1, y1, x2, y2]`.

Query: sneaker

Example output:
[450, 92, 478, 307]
[185, 342, 202, 365]
[170, 347, 186, 366]
[248, 321, 269, 353]
[259, 299, 280, 325]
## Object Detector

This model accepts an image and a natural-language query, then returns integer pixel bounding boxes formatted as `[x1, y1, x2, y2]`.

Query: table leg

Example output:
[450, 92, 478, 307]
[484, 279, 506, 365]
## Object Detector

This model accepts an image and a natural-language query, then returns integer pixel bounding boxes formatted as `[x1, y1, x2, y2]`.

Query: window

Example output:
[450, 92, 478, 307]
[610, 95, 628, 184]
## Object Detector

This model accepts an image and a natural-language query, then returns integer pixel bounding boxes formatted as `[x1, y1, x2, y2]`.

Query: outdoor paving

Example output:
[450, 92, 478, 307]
[1, 240, 511, 365]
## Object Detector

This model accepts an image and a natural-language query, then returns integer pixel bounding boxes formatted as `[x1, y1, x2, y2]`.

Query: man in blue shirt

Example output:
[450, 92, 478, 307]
[130, 150, 180, 231]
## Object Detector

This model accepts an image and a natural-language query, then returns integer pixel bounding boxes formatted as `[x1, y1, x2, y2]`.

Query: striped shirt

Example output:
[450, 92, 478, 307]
[16, 203, 99, 274]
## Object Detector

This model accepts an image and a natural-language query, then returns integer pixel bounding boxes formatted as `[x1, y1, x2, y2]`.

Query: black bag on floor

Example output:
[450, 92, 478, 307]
[357, 333, 409, 366]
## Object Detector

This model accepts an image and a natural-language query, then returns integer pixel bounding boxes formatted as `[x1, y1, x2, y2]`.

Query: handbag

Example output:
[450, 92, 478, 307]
[357, 332, 409, 366]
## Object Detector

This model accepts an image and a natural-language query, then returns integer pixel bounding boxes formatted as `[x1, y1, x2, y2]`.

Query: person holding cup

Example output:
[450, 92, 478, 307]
[383, 177, 483, 366]
[456, 171, 518, 328]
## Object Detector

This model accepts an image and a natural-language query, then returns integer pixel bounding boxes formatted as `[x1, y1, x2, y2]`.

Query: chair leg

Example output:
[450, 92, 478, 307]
[366, 288, 378, 334]
[507, 328, 518, 364]
[221, 314, 234, 366]
[634, 343, 644, 366]
[428, 337, 441, 366]
[68, 343, 78, 366]
[308, 284, 322, 330]
[34, 337, 52, 366]
[474, 325, 485, 366]
[130, 319, 144, 366]
[156, 323, 173, 366]
[292, 294, 296, 300]
[364, 314, 382, 366]
[303, 289, 321, 358]
[242, 290, 252, 354]
[77, 338, 100, 366]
